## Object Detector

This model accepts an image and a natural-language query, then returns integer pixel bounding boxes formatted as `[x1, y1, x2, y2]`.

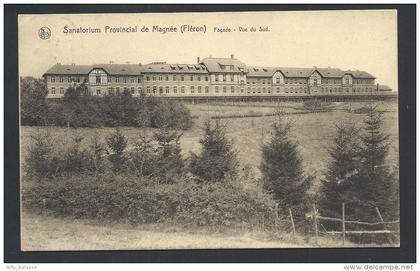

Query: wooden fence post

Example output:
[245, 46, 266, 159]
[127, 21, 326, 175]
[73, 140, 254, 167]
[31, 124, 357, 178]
[288, 208, 296, 241]
[342, 202, 346, 246]
[375, 207, 393, 244]
[312, 204, 318, 246]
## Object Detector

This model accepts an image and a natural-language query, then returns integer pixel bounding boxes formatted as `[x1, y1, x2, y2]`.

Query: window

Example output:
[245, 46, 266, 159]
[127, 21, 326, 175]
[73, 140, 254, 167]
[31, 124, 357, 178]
[138, 77, 142, 83]
[276, 87, 280, 93]
[60, 77, 64, 83]
[190, 86, 194, 93]
[198, 76, 201, 81]
[231, 75, 234, 82]
[138, 87, 143, 94]
[198, 86, 202, 93]
[51, 77, 55, 83]
[173, 75, 176, 81]
[223, 86, 227, 93]
[108, 77, 112, 83]
[146, 76, 150, 81]
[240, 88, 244, 93]
[165, 75, 169, 81]
[181, 86, 185, 93]
[190, 76, 194, 81]
[314, 78, 318, 86]
[231, 86, 234, 93]
[123, 77, 127, 83]
[215, 75, 219, 82]
[152, 75, 156, 81]
[97, 88, 101, 95]
[116, 77, 120, 83]
[116, 87, 120, 94]
[68, 77, 72, 83]
[223, 75, 227, 82]
[262, 87, 266, 93]
[51, 87, 56, 94]
[165, 86, 169, 94]
[131, 78, 135, 83]
[146, 86, 151, 93]
[108, 87, 113, 94]
[205, 86, 209, 93]
[215, 86, 219, 93]
[153, 86, 157, 94]
[131, 87, 135, 94]
[181, 76, 184, 81]
[275, 77, 280, 84]
[345, 78, 350, 85]
[59, 87, 64, 94]
[159, 86, 163, 94]
[247, 87, 251, 93]
[124, 87, 128, 92]
[158, 75, 162, 81]
[174, 86, 178, 93]
[205, 76, 209, 81]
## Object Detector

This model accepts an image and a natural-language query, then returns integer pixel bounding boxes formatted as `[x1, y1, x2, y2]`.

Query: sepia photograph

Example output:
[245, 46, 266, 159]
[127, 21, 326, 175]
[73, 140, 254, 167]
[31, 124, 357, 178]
[17, 9, 401, 252]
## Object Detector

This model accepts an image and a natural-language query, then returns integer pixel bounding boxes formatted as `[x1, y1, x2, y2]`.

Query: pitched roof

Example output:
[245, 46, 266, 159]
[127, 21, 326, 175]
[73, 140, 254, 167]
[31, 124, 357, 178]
[141, 63, 208, 74]
[246, 66, 375, 79]
[44, 63, 143, 76]
[44, 64, 93, 75]
[345, 70, 375, 79]
[201, 57, 247, 73]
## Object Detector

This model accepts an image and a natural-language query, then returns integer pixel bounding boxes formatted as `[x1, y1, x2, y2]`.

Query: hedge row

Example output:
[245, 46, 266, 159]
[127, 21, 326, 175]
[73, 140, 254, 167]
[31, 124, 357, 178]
[22, 174, 278, 230]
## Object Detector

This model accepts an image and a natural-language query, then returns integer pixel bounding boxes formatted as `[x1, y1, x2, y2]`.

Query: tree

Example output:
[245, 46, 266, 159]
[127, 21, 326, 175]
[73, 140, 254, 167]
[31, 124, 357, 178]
[154, 129, 185, 180]
[260, 114, 312, 223]
[190, 119, 239, 182]
[344, 105, 399, 221]
[62, 83, 104, 127]
[20, 77, 49, 125]
[106, 128, 128, 173]
[318, 120, 361, 219]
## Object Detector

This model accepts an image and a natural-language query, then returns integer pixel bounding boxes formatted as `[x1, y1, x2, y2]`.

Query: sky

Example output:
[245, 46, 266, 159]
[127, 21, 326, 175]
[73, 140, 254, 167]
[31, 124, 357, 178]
[19, 10, 398, 91]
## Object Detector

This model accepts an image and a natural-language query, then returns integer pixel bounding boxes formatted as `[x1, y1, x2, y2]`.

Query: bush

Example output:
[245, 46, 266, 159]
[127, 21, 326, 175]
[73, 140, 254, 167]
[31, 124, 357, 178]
[24, 131, 109, 179]
[22, 174, 278, 230]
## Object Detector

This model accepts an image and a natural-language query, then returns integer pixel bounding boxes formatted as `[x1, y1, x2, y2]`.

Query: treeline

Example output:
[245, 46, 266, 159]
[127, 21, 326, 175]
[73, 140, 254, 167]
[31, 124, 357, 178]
[20, 77, 193, 130]
[22, 100, 399, 242]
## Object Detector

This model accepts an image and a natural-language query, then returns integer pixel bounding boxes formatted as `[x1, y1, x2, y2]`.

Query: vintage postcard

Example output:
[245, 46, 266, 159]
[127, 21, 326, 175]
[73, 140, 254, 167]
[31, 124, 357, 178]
[19, 10, 399, 251]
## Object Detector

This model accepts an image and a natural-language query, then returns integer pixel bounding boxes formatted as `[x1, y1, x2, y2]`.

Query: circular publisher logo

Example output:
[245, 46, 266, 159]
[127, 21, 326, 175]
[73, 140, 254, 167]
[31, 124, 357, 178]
[38, 27, 51, 40]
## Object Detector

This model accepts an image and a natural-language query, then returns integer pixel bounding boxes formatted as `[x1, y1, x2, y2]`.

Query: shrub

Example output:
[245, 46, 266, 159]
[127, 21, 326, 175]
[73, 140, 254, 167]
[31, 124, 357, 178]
[22, 174, 278, 230]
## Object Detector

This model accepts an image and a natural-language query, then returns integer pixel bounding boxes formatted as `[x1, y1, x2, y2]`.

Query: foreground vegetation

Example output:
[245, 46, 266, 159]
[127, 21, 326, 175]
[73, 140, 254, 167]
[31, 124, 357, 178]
[21, 98, 400, 247]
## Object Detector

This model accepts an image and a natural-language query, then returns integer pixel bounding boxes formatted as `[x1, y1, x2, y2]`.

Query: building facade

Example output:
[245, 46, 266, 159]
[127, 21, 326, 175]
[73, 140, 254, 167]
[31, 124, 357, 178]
[43, 55, 391, 98]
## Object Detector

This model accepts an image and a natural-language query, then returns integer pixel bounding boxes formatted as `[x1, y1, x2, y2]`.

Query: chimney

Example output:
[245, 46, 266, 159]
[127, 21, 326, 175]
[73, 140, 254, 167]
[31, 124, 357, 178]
[230, 54, 234, 59]
[138, 62, 142, 66]
[197, 57, 200, 64]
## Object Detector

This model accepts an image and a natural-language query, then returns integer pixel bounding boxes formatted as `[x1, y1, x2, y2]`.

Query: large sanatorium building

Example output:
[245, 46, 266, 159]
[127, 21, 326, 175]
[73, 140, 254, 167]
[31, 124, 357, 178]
[43, 55, 392, 98]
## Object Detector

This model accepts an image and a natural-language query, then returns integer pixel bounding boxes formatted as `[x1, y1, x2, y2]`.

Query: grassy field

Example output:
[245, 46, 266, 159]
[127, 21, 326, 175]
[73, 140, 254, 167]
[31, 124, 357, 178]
[20, 100, 399, 191]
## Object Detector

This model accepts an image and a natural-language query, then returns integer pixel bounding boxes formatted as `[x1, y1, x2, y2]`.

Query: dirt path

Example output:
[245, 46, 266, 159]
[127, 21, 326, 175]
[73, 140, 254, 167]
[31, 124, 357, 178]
[21, 212, 306, 251]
